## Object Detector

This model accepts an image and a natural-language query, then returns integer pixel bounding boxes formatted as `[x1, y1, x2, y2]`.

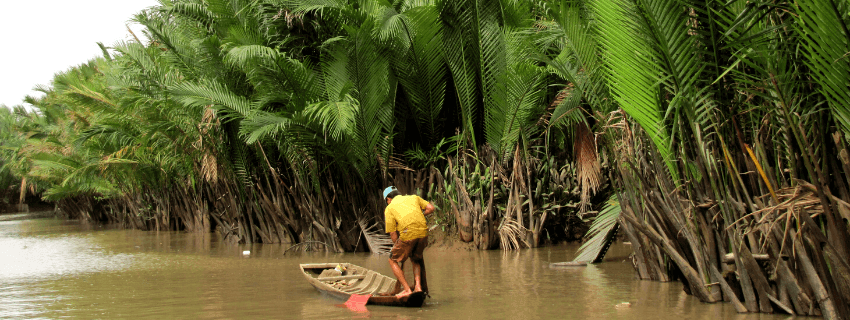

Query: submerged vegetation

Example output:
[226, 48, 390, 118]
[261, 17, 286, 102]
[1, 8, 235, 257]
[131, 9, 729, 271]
[1, 0, 850, 317]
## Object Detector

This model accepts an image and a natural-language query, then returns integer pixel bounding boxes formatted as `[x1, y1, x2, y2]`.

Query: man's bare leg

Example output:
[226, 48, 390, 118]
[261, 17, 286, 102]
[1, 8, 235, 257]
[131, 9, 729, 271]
[389, 258, 412, 297]
[412, 260, 423, 292]
[412, 237, 429, 294]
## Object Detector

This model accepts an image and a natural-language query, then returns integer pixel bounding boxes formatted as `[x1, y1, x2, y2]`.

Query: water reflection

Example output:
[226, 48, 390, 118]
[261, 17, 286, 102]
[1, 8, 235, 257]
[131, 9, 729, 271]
[0, 216, 794, 319]
[0, 221, 136, 282]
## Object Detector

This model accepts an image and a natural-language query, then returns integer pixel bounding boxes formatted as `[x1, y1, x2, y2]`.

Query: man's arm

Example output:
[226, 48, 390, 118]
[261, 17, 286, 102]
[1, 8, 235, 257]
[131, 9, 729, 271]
[385, 208, 397, 237]
[390, 231, 399, 243]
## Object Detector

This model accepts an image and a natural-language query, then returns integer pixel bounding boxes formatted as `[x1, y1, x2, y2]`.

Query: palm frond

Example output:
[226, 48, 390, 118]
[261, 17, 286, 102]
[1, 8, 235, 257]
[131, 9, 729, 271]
[305, 98, 358, 141]
[319, 21, 394, 176]
[284, 0, 355, 23]
[241, 110, 297, 143]
[544, 1, 612, 112]
[134, 10, 203, 81]
[548, 85, 585, 129]
[357, 215, 393, 254]
[499, 0, 534, 28]
[575, 122, 600, 214]
[440, 0, 484, 146]
[224, 44, 279, 70]
[171, 80, 257, 120]
[390, 5, 447, 148]
[593, 0, 676, 178]
[498, 218, 529, 250]
[489, 31, 546, 160]
[572, 196, 620, 263]
[166, 1, 218, 31]
[796, 0, 850, 137]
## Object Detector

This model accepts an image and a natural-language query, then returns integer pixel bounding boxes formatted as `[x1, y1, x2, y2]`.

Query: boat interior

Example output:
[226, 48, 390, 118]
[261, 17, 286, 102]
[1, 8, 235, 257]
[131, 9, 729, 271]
[302, 263, 398, 295]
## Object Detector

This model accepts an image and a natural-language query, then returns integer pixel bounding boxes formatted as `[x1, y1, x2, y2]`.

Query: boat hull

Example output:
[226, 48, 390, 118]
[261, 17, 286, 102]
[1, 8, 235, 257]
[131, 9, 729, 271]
[299, 263, 426, 307]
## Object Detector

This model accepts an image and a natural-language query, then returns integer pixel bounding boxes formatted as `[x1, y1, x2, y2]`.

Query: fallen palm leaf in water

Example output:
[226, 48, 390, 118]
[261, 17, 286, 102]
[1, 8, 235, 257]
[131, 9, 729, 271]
[358, 216, 392, 254]
[571, 196, 621, 264]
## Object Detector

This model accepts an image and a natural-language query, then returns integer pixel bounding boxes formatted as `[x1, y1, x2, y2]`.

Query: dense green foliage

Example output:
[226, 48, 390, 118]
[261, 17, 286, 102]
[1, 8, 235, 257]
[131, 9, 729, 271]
[0, 0, 597, 247]
[2, 0, 850, 315]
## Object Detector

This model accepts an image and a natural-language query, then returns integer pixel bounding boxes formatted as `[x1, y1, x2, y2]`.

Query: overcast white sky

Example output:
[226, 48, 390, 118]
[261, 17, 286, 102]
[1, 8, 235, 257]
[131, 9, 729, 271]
[0, 0, 160, 109]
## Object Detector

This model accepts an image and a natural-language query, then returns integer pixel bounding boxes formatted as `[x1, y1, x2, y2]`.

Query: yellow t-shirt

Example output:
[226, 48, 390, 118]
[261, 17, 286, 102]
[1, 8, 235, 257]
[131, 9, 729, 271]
[384, 195, 429, 241]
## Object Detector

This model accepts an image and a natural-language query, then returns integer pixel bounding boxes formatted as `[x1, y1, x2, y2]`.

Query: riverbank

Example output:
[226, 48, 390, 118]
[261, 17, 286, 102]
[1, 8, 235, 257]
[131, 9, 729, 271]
[421, 222, 474, 251]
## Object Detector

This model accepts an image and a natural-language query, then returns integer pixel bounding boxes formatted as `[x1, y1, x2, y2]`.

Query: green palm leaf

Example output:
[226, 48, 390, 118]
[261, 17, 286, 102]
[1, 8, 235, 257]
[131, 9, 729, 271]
[224, 44, 280, 69]
[440, 0, 484, 146]
[166, 1, 218, 31]
[593, 0, 676, 178]
[241, 111, 296, 143]
[170, 80, 257, 120]
[315, 20, 394, 176]
[572, 196, 620, 263]
[484, 31, 546, 159]
[796, 0, 850, 138]
[388, 5, 446, 148]
[305, 97, 358, 141]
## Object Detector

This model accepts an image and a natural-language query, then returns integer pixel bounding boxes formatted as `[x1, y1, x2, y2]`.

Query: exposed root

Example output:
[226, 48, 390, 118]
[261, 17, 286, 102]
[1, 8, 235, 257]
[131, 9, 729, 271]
[283, 241, 335, 254]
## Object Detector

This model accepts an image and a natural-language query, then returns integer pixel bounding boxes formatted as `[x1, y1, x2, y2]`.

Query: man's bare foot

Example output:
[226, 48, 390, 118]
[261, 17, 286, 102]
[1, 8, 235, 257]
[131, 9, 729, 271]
[395, 289, 412, 298]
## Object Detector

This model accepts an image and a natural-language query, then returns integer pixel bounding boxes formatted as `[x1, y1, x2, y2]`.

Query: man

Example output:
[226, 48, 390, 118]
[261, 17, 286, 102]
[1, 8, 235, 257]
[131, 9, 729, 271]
[383, 186, 434, 297]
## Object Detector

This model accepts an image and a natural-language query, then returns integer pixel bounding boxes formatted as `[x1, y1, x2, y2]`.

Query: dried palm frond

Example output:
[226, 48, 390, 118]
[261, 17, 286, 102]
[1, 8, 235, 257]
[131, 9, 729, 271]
[736, 182, 843, 231]
[540, 84, 578, 127]
[575, 122, 601, 215]
[550, 84, 575, 107]
[376, 152, 414, 172]
[358, 215, 393, 255]
[498, 218, 529, 250]
[201, 153, 218, 183]
[600, 109, 633, 158]
[197, 105, 220, 183]
[19, 177, 27, 204]
[200, 105, 217, 132]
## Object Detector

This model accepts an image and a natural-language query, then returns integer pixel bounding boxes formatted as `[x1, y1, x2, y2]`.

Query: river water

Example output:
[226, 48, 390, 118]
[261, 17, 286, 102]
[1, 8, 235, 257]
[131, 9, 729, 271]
[0, 215, 791, 319]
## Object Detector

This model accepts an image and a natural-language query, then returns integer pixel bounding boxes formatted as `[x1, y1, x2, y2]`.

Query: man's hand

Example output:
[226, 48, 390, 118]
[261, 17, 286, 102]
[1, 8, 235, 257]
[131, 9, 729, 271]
[390, 231, 399, 244]
[423, 203, 435, 216]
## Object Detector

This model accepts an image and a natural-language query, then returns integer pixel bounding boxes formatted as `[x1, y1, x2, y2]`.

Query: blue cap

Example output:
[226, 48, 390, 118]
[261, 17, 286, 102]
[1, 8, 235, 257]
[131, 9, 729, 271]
[382, 186, 396, 199]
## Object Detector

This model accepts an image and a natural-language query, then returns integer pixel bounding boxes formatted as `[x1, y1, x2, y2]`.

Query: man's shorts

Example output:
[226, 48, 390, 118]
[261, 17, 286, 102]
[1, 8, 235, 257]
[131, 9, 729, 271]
[390, 236, 428, 264]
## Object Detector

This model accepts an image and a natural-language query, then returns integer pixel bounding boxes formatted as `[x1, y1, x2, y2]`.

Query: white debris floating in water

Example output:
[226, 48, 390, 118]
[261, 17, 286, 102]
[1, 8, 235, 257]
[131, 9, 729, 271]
[242, 250, 250, 256]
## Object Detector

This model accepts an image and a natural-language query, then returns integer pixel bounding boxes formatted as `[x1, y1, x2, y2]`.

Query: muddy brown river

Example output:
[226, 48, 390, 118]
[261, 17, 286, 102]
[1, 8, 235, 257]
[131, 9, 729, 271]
[0, 215, 792, 319]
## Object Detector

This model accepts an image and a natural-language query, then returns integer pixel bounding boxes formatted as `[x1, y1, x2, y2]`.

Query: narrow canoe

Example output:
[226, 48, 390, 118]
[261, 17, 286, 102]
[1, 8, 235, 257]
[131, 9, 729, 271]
[299, 263, 426, 307]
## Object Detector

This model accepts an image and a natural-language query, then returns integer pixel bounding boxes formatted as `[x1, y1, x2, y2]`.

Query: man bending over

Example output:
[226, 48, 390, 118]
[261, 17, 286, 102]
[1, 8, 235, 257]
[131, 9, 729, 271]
[383, 186, 434, 297]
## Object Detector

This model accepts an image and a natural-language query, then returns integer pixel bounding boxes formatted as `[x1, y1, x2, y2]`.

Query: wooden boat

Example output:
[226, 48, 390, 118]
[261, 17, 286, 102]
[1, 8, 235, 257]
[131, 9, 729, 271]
[300, 263, 427, 307]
